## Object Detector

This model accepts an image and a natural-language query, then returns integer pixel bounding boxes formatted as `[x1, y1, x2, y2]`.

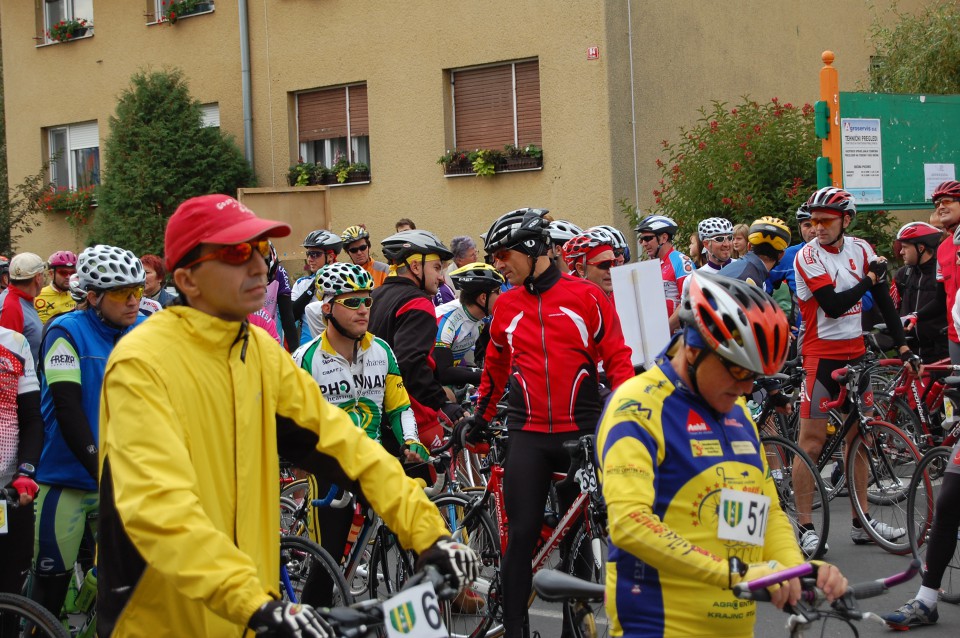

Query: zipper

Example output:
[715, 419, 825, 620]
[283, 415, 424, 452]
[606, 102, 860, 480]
[537, 292, 552, 432]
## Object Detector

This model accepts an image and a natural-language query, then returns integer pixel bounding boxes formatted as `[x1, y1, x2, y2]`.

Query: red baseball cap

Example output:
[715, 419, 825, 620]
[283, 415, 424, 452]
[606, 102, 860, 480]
[164, 194, 291, 271]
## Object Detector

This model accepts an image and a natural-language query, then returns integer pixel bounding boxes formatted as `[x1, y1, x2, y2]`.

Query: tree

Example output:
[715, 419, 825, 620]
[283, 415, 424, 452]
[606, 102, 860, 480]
[869, 2, 960, 94]
[626, 97, 896, 253]
[91, 68, 255, 256]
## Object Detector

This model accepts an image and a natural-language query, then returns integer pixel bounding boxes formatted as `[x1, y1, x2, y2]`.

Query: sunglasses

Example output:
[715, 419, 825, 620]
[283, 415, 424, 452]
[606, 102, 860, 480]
[587, 259, 615, 271]
[492, 249, 512, 262]
[717, 354, 759, 382]
[54, 268, 76, 275]
[935, 197, 957, 208]
[305, 250, 325, 259]
[347, 244, 369, 254]
[183, 240, 271, 269]
[809, 216, 840, 227]
[102, 286, 144, 302]
[613, 249, 625, 257]
[707, 234, 734, 243]
[639, 235, 657, 243]
[333, 296, 373, 310]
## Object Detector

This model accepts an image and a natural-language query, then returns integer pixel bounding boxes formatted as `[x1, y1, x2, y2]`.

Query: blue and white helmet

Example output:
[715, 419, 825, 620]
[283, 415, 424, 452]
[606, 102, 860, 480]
[635, 214, 678, 237]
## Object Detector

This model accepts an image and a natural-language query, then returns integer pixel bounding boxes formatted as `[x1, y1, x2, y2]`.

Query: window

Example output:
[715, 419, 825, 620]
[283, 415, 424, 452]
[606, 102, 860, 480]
[451, 59, 541, 150]
[48, 121, 100, 190]
[40, 0, 95, 43]
[296, 84, 369, 169]
[200, 103, 220, 128]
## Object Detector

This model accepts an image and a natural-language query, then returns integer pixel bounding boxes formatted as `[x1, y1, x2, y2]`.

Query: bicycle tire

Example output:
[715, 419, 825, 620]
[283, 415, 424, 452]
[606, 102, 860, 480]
[906, 446, 960, 604]
[0, 592, 70, 638]
[364, 525, 416, 602]
[280, 496, 307, 537]
[430, 492, 503, 638]
[561, 522, 609, 638]
[280, 478, 311, 504]
[847, 420, 921, 554]
[761, 435, 830, 560]
[873, 394, 923, 447]
[280, 534, 353, 607]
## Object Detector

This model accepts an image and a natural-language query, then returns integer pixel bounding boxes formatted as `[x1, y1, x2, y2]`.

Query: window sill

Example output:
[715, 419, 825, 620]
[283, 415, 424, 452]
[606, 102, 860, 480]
[35, 30, 94, 47]
[147, 4, 215, 26]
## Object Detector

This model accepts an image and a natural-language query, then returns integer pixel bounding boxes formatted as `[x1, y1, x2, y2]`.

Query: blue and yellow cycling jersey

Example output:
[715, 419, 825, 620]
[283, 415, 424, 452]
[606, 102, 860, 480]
[596, 347, 802, 637]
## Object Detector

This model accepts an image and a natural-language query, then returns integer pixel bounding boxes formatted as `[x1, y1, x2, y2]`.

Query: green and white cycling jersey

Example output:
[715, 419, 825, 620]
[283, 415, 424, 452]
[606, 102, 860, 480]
[293, 329, 419, 445]
[434, 299, 483, 367]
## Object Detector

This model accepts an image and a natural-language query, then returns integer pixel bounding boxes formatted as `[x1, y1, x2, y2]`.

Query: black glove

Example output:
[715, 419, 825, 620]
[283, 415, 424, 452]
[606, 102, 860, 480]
[439, 402, 466, 426]
[248, 600, 333, 637]
[454, 416, 489, 448]
[900, 349, 922, 374]
[415, 537, 481, 590]
[769, 391, 791, 410]
[868, 259, 888, 285]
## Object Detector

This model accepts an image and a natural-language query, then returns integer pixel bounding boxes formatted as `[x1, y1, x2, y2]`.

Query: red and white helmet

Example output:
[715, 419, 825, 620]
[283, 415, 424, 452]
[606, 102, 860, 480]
[805, 187, 856, 218]
[894, 221, 942, 254]
[680, 270, 790, 376]
[561, 230, 614, 272]
[933, 180, 960, 203]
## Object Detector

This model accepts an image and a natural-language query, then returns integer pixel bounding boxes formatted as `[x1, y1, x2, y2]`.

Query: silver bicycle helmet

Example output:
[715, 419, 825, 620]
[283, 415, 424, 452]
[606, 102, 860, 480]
[548, 220, 584, 245]
[77, 245, 145, 291]
[380, 230, 453, 264]
[302, 230, 344, 254]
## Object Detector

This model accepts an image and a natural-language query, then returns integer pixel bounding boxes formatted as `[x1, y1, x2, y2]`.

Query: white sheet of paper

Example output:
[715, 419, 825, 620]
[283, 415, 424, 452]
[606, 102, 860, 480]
[611, 260, 671, 369]
[925, 163, 956, 200]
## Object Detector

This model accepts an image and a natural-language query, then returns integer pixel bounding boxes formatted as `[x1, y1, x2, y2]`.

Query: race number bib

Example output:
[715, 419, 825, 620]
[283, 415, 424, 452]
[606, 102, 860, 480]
[717, 488, 770, 546]
[383, 581, 448, 638]
[0, 500, 7, 534]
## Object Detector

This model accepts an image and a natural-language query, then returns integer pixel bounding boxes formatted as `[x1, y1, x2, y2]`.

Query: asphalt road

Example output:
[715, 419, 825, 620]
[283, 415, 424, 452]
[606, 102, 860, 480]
[528, 495, 959, 637]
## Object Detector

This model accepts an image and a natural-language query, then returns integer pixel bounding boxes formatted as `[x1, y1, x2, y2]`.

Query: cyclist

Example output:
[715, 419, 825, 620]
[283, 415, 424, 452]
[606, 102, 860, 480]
[792, 187, 919, 556]
[434, 262, 504, 388]
[931, 180, 960, 364]
[547, 219, 583, 275]
[97, 195, 478, 637]
[698, 217, 736, 272]
[262, 241, 299, 351]
[293, 230, 343, 346]
[596, 270, 847, 637]
[30, 245, 145, 619]
[369, 230, 466, 451]
[893, 221, 948, 364]
[718, 217, 791, 287]
[293, 262, 429, 605]
[34, 251, 77, 324]
[561, 229, 616, 296]
[635, 214, 694, 332]
[590, 224, 631, 265]
[0, 325, 42, 601]
[341, 224, 390, 288]
[0, 253, 47, 360]
[462, 207, 634, 638]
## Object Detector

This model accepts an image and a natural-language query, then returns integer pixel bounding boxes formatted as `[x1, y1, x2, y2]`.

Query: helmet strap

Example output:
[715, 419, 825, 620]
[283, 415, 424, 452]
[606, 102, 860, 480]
[524, 254, 538, 293]
[92, 294, 129, 331]
[685, 346, 711, 398]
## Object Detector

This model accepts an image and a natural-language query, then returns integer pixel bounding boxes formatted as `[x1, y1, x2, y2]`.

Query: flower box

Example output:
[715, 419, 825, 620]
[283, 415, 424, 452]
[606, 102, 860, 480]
[439, 145, 543, 177]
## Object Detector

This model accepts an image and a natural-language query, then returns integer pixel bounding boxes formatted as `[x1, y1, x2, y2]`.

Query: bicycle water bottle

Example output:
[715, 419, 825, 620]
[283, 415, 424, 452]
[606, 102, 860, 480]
[75, 567, 97, 613]
[342, 503, 364, 561]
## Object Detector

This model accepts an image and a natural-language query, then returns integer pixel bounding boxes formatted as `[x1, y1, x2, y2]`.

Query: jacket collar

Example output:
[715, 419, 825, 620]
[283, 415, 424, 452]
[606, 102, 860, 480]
[165, 306, 250, 353]
[79, 307, 141, 341]
[525, 263, 561, 294]
[319, 329, 373, 359]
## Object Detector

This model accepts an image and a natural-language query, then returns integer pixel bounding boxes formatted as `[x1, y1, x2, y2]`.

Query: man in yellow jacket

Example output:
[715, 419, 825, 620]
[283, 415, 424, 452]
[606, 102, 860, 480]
[97, 195, 478, 637]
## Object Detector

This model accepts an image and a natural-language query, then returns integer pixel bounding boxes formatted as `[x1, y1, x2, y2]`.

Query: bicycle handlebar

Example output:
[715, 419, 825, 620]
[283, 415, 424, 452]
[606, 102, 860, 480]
[1, 486, 19, 507]
[733, 559, 920, 603]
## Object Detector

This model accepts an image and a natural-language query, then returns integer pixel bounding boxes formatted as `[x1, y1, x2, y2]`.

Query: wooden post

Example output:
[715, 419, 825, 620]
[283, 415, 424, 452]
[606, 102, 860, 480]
[819, 51, 843, 188]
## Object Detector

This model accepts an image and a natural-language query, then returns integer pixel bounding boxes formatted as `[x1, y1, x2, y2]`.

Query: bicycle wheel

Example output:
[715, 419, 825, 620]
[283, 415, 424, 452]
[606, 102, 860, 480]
[847, 420, 921, 554]
[561, 522, 610, 638]
[280, 496, 307, 537]
[873, 394, 923, 447]
[430, 493, 502, 638]
[0, 592, 69, 638]
[364, 525, 417, 602]
[280, 534, 352, 607]
[761, 436, 830, 559]
[907, 446, 960, 604]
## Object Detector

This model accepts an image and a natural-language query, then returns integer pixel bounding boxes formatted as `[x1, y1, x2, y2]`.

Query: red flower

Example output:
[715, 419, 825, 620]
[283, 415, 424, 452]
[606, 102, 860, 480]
[744, 151, 753, 159]
[655, 158, 664, 168]
[708, 183, 714, 190]
[698, 142, 706, 150]
[731, 108, 738, 115]
[732, 162, 742, 172]
[784, 102, 794, 109]
[771, 97, 779, 104]
[655, 197, 662, 204]
[722, 197, 733, 205]
[802, 103, 814, 116]
[653, 189, 662, 196]
[661, 140, 669, 148]
[710, 121, 719, 131]
[754, 125, 762, 133]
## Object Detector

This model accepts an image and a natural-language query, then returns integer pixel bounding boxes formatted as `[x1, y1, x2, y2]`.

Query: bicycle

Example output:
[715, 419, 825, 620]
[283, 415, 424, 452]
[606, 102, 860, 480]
[905, 378, 960, 603]
[280, 533, 352, 607]
[733, 559, 921, 637]
[531, 569, 605, 638]
[792, 359, 924, 554]
[0, 592, 69, 638]
[872, 358, 960, 453]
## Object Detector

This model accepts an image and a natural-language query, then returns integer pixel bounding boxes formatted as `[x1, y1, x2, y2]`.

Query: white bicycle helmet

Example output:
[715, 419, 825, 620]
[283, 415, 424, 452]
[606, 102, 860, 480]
[68, 273, 86, 303]
[635, 214, 678, 237]
[548, 220, 584, 245]
[698, 217, 734, 241]
[315, 262, 373, 299]
[77, 245, 145, 291]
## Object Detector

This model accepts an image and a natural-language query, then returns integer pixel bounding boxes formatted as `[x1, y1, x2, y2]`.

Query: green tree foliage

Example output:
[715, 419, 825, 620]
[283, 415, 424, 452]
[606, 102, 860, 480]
[626, 97, 896, 253]
[0, 163, 52, 255]
[92, 69, 254, 256]
[869, 1, 960, 94]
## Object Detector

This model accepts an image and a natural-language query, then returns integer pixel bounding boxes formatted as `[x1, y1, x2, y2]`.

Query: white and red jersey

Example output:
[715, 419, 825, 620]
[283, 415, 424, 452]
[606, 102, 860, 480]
[659, 245, 695, 316]
[794, 236, 874, 358]
[936, 235, 960, 344]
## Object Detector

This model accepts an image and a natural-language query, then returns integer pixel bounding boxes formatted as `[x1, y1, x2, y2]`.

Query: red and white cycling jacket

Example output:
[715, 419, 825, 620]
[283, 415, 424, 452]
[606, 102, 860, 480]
[794, 236, 874, 358]
[475, 266, 634, 433]
[659, 245, 695, 317]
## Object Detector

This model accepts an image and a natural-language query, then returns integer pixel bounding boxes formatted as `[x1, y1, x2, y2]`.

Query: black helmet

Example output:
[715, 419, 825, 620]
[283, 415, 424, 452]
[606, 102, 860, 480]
[303, 229, 343, 254]
[449, 262, 505, 293]
[380, 230, 453, 264]
[483, 208, 550, 257]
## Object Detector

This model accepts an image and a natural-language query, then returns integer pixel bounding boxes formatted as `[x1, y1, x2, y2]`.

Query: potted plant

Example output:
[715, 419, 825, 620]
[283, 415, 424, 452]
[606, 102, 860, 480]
[39, 185, 97, 231]
[287, 161, 314, 186]
[160, 0, 213, 24]
[344, 162, 370, 183]
[470, 149, 504, 177]
[438, 149, 473, 175]
[46, 18, 91, 43]
[503, 144, 543, 170]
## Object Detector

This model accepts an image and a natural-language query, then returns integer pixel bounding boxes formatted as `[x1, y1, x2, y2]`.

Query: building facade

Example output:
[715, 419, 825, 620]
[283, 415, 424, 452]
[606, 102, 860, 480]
[1, 0, 926, 259]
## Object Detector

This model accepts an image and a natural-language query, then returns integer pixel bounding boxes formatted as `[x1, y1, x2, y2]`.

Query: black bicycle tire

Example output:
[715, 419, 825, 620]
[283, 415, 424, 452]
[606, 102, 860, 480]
[761, 435, 830, 560]
[280, 534, 353, 607]
[0, 592, 70, 638]
[847, 420, 920, 554]
[874, 394, 923, 447]
[561, 521, 609, 638]
[906, 446, 960, 604]
[430, 492, 503, 638]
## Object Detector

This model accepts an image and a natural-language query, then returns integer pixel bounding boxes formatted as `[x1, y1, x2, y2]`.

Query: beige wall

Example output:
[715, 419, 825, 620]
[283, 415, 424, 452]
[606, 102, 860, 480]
[1, 0, 932, 261]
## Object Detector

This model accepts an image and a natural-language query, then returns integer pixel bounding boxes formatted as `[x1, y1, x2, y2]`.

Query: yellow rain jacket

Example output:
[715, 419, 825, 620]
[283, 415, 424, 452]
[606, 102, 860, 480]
[98, 307, 448, 637]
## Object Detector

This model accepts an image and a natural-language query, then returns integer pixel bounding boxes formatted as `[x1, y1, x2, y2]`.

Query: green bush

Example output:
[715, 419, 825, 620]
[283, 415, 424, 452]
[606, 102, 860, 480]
[91, 69, 255, 256]
[869, 1, 960, 94]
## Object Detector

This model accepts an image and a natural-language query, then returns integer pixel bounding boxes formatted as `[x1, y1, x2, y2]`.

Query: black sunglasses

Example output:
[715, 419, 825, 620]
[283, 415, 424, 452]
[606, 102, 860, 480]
[639, 235, 657, 243]
[588, 260, 615, 271]
[347, 244, 369, 254]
